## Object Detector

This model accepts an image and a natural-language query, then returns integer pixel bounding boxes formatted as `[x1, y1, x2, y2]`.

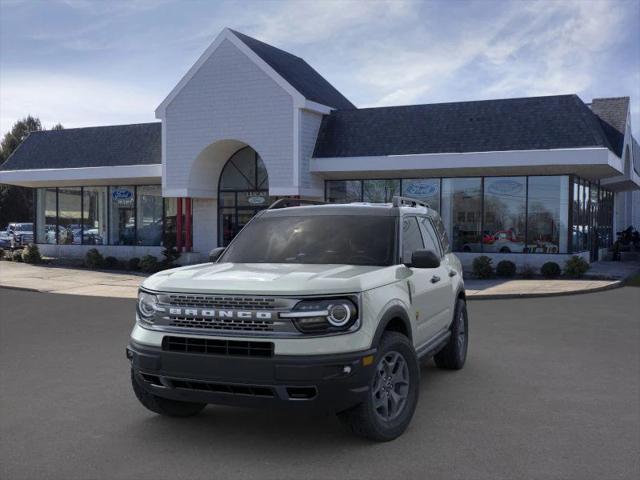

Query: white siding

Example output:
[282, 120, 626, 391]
[192, 198, 217, 253]
[298, 109, 324, 196]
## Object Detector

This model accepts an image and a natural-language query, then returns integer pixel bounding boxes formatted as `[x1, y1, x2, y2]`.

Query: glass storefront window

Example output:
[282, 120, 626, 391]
[36, 188, 57, 244]
[326, 180, 362, 203]
[441, 178, 482, 252]
[164, 197, 177, 246]
[526, 176, 569, 253]
[136, 185, 163, 246]
[56, 188, 82, 245]
[109, 186, 136, 245]
[82, 187, 107, 245]
[402, 178, 440, 212]
[483, 177, 526, 253]
[363, 179, 400, 203]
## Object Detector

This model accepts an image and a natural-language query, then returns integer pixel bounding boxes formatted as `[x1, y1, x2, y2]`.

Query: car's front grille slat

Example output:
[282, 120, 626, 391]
[167, 295, 278, 310]
[168, 379, 275, 397]
[162, 336, 274, 357]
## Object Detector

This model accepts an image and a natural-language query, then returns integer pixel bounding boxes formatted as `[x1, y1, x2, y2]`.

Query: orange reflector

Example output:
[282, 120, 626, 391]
[362, 355, 374, 366]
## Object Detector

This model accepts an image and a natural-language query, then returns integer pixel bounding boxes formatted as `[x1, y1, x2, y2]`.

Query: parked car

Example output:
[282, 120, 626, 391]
[127, 197, 468, 441]
[3, 223, 34, 249]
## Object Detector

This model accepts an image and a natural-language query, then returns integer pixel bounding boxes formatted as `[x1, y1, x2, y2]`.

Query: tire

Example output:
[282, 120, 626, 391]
[434, 298, 468, 370]
[337, 332, 419, 442]
[131, 369, 206, 417]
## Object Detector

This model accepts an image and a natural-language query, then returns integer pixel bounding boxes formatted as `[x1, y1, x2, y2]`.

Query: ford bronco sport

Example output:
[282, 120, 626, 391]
[127, 197, 468, 441]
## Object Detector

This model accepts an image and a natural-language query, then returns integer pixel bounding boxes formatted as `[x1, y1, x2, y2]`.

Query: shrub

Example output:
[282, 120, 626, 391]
[472, 256, 494, 279]
[161, 232, 180, 269]
[540, 262, 561, 278]
[21, 244, 42, 264]
[564, 256, 590, 278]
[11, 250, 24, 262]
[520, 264, 536, 279]
[496, 260, 516, 278]
[0, 249, 5, 260]
[140, 255, 160, 273]
[104, 256, 119, 269]
[85, 248, 104, 269]
[128, 257, 141, 271]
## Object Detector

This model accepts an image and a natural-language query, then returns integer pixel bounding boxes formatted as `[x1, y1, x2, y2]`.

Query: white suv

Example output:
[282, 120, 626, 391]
[127, 197, 468, 441]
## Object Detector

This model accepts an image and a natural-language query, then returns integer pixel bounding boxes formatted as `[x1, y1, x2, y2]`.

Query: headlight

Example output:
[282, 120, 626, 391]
[281, 297, 358, 334]
[137, 290, 159, 323]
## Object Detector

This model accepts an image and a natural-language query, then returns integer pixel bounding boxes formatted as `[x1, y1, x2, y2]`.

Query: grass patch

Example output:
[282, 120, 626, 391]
[625, 274, 640, 287]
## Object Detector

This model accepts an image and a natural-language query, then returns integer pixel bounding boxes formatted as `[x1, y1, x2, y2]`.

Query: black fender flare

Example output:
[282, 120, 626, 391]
[371, 305, 413, 348]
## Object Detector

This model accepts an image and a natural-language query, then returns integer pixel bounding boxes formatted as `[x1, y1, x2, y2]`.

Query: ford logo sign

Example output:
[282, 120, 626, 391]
[112, 189, 133, 200]
[488, 180, 523, 195]
[247, 195, 266, 205]
[405, 182, 438, 197]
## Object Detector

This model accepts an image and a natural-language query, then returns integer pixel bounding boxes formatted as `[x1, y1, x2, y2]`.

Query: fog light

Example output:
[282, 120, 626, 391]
[362, 355, 374, 366]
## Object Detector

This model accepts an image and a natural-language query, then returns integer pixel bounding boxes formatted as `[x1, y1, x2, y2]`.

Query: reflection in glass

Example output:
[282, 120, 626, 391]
[526, 176, 569, 253]
[82, 187, 107, 245]
[136, 186, 163, 246]
[441, 178, 482, 252]
[109, 186, 136, 245]
[326, 180, 362, 203]
[57, 187, 82, 245]
[402, 178, 440, 212]
[363, 179, 400, 203]
[483, 177, 526, 253]
[36, 188, 57, 244]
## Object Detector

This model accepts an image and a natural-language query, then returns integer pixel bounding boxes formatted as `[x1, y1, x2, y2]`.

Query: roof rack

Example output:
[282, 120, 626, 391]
[391, 196, 430, 209]
[267, 198, 326, 210]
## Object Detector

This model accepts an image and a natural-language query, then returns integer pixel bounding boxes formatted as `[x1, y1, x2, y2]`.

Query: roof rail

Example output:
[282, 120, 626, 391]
[267, 198, 326, 210]
[391, 196, 430, 209]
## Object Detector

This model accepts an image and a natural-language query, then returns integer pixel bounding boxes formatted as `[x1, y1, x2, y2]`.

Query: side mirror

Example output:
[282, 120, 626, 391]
[208, 247, 225, 263]
[406, 249, 440, 269]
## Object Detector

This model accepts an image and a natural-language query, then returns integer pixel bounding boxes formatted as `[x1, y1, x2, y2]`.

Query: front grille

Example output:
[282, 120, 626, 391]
[162, 336, 274, 357]
[168, 316, 274, 332]
[165, 294, 278, 310]
[169, 379, 274, 397]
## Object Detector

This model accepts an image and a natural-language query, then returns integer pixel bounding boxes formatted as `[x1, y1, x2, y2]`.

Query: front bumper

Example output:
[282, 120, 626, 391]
[127, 340, 376, 413]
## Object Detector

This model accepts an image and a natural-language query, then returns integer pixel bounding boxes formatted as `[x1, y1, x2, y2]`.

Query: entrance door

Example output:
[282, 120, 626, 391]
[218, 146, 272, 246]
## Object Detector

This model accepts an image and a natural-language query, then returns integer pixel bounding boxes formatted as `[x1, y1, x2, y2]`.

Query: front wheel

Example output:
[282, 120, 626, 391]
[434, 298, 468, 370]
[131, 370, 206, 417]
[337, 332, 419, 442]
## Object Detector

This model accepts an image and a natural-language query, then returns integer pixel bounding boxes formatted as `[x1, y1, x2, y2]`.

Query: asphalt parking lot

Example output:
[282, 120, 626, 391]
[1, 287, 638, 480]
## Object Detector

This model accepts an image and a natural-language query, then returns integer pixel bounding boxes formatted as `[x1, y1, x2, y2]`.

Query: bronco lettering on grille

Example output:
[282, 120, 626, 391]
[168, 308, 273, 320]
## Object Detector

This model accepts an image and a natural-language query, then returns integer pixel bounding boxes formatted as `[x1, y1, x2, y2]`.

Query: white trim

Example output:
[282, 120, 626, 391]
[155, 28, 307, 118]
[310, 147, 619, 174]
[302, 100, 333, 114]
[293, 107, 300, 187]
[0, 164, 161, 187]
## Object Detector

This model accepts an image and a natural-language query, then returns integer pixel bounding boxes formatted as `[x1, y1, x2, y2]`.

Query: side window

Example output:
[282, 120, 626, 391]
[433, 215, 451, 253]
[419, 217, 442, 257]
[402, 217, 424, 262]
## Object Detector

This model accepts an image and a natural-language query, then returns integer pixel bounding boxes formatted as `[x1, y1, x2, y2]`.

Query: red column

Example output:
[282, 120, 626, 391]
[176, 197, 183, 252]
[185, 197, 192, 252]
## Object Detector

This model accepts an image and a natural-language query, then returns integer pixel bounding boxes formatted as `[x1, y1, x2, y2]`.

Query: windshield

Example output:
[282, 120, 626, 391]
[220, 215, 397, 266]
[14, 224, 33, 231]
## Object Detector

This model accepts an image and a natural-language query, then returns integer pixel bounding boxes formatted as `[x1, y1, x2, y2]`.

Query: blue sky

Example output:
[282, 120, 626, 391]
[1, 0, 639, 137]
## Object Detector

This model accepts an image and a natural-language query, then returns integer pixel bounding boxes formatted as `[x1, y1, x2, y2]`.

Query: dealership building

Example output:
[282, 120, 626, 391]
[1, 28, 639, 268]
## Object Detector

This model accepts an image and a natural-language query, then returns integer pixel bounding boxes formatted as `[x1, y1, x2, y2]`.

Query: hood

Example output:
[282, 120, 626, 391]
[142, 262, 405, 295]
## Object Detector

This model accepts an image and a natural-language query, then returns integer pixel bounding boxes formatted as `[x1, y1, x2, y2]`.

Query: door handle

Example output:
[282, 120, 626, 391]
[430, 275, 441, 283]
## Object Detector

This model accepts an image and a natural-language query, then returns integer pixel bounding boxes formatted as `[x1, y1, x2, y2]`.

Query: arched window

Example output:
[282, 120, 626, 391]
[218, 146, 272, 245]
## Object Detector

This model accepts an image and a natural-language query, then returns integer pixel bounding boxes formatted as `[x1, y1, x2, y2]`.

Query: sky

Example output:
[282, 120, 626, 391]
[1, 0, 639, 138]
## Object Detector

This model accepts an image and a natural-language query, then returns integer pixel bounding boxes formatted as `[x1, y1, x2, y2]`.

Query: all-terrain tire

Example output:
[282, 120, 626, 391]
[434, 298, 468, 370]
[337, 331, 419, 442]
[131, 369, 206, 417]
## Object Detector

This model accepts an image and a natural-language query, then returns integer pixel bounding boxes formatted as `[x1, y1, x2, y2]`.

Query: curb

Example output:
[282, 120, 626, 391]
[0, 284, 41, 293]
[466, 280, 623, 300]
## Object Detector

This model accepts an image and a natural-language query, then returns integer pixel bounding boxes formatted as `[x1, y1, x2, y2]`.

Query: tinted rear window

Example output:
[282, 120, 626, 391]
[221, 215, 397, 266]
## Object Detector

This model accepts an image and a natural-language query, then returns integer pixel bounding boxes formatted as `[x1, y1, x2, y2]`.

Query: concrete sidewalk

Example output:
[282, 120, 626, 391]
[1, 261, 635, 300]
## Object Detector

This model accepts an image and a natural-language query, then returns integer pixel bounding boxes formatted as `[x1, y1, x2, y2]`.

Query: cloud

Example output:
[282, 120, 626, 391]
[0, 72, 158, 132]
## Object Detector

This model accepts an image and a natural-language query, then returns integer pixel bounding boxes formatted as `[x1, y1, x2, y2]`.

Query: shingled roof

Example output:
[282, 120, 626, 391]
[313, 95, 617, 158]
[0, 122, 161, 171]
[230, 29, 355, 111]
[590, 97, 630, 157]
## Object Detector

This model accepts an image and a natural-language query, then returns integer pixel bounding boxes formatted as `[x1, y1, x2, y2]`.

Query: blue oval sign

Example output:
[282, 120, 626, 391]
[112, 189, 133, 200]
[488, 180, 523, 196]
[405, 182, 438, 197]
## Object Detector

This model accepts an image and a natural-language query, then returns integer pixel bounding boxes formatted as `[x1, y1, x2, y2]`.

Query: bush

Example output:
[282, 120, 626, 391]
[128, 257, 141, 271]
[85, 248, 104, 269]
[472, 256, 494, 279]
[520, 264, 536, 279]
[0, 249, 5, 260]
[540, 262, 561, 278]
[140, 255, 160, 273]
[564, 256, 590, 278]
[104, 256, 119, 269]
[21, 244, 42, 264]
[496, 260, 516, 278]
[161, 233, 180, 269]
[10, 250, 24, 262]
